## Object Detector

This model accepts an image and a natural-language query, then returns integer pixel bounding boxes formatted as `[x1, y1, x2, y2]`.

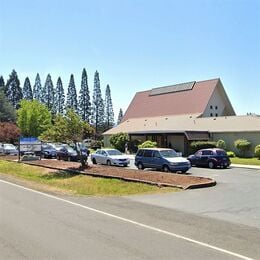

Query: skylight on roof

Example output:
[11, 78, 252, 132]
[150, 81, 196, 96]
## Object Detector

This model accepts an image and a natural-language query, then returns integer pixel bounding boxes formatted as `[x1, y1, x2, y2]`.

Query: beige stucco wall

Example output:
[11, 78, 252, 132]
[103, 135, 111, 147]
[211, 132, 260, 156]
[167, 135, 185, 154]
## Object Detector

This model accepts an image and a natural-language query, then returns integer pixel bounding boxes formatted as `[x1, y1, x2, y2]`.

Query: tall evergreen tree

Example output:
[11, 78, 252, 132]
[55, 77, 65, 114]
[92, 71, 104, 133]
[6, 70, 23, 109]
[0, 76, 7, 94]
[66, 74, 78, 112]
[78, 68, 91, 122]
[0, 91, 16, 122]
[104, 84, 114, 129]
[117, 108, 123, 125]
[33, 73, 42, 101]
[22, 77, 33, 100]
[42, 74, 55, 112]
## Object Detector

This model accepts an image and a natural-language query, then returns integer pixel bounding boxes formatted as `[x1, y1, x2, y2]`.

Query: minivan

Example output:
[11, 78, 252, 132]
[135, 148, 191, 173]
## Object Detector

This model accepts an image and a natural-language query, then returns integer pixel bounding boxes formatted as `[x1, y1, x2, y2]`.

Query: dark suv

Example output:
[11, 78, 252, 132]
[135, 148, 191, 173]
[187, 148, 230, 169]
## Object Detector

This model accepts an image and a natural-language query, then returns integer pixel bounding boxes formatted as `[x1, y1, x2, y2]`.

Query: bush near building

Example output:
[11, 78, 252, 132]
[234, 139, 251, 158]
[216, 139, 226, 150]
[190, 141, 216, 153]
[109, 132, 129, 152]
[138, 140, 157, 149]
[255, 145, 260, 159]
[227, 151, 236, 157]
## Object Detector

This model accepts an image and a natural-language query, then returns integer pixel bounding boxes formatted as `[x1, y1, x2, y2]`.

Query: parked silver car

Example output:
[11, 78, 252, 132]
[91, 149, 130, 166]
[2, 143, 18, 155]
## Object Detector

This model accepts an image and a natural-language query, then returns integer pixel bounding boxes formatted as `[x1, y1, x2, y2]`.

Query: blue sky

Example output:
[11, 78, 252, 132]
[0, 0, 259, 117]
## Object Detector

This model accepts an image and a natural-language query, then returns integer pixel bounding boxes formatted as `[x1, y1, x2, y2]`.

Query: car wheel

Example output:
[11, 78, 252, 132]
[92, 158, 97, 164]
[208, 161, 215, 169]
[162, 165, 170, 172]
[107, 160, 111, 166]
[137, 162, 144, 170]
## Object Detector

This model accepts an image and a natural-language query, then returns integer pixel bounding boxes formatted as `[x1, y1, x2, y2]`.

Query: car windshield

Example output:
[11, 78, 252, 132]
[106, 149, 122, 156]
[159, 149, 177, 158]
[4, 144, 16, 149]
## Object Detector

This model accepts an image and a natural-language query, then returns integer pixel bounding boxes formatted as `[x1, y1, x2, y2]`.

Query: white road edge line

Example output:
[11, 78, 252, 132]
[0, 179, 253, 260]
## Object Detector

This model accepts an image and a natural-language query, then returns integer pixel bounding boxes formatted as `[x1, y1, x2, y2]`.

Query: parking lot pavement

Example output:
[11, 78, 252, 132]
[127, 166, 260, 229]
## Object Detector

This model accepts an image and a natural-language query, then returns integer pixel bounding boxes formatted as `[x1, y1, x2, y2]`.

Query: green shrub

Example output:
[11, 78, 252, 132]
[234, 139, 251, 158]
[138, 140, 157, 149]
[216, 139, 226, 150]
[227, 151, 236, 158]
[109, 132, 129, 152]
[190, 141, 216, 152]
[255, 145, 260, 159]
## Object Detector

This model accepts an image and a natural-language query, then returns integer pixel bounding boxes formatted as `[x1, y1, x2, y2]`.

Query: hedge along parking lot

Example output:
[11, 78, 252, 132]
[0, 160, 178, 196]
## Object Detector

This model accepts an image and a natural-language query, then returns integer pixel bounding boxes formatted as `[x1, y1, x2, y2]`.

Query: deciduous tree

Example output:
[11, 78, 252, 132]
[0, 122, 20, 143]
[40, 109, 94, 167]
[17, 99, 52, 137]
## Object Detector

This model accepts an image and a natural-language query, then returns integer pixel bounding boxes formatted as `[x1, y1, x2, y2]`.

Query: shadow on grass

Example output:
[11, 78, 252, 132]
[40, 170, 80, 180]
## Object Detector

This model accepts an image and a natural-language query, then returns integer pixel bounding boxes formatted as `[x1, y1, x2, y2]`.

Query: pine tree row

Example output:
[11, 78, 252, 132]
[0, 69, 124, 133]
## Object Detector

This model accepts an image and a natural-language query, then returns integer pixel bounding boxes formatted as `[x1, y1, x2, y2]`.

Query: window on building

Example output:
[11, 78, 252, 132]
[215, 113, 218, 117]
[210, 105, 213, 109]
[215, 106, 218, 110]
[210, 113, 213, 117]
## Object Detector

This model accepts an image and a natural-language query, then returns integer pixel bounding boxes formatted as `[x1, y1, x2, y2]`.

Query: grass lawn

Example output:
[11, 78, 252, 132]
[0, 160, 177, 196]
[230, 157, 260, 166]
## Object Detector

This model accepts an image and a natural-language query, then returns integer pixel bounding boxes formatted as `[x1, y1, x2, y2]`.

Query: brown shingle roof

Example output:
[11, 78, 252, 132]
[123, 78, 220, 121]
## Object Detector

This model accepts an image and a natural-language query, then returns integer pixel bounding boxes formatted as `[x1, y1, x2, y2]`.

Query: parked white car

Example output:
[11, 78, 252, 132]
[91, 149, 130, 167]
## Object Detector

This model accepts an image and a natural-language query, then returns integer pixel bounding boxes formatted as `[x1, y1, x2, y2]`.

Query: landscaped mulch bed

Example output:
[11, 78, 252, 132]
[0, 156, 216, 189]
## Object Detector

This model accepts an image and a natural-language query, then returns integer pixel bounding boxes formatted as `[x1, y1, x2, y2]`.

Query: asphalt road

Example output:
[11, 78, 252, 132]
[1, 165, 260, 259]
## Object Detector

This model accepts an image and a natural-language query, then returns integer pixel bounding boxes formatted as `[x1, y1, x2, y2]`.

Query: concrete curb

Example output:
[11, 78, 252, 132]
[231, 164, 260, 170]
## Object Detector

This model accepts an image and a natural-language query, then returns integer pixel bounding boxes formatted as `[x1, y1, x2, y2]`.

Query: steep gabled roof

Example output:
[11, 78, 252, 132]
[122, 78, 234, 121]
